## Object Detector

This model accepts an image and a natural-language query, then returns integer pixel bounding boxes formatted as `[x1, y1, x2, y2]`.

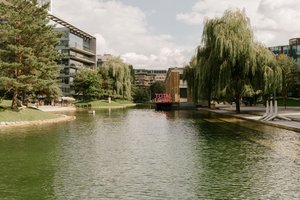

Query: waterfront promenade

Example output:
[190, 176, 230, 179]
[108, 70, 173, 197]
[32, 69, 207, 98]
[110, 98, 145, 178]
[37, 105, 76, 112]
[200, 104, 300, 132]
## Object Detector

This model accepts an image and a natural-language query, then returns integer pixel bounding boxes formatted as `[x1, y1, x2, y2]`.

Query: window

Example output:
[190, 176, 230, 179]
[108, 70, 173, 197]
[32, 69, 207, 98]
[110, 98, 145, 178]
[180, 88, 187, 98]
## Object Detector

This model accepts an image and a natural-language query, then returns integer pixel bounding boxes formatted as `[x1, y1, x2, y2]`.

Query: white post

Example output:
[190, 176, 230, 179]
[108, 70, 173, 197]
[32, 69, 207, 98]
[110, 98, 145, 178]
[108, 97, 111, 104]
[260, 100, 270, 120]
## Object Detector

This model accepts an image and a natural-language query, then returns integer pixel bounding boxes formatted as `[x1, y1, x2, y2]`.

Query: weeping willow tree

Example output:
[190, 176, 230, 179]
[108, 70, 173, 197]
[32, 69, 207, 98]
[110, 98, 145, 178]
[183, 55, 198, 102]
[99, 57, 132, 100]
[186, 9, 281, 113]
[253, 44, 282, 100]
[198, 9, 278, 112]
[209, 10, 258, 113]
[184, 46, 220, 107]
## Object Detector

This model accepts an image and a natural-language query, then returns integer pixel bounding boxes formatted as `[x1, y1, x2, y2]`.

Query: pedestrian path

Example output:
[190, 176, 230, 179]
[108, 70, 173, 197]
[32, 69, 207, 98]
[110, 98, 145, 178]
[37, 105, 76, 112]
[199, 104, 300, 132]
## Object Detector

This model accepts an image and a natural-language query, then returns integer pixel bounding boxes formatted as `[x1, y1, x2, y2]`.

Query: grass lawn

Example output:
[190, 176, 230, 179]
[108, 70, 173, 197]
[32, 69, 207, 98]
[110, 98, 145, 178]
[277, 98, 300, 107]
[74, 99, 135, 107]
[0, 100, 12, 107]
[0, 100, 59, 122]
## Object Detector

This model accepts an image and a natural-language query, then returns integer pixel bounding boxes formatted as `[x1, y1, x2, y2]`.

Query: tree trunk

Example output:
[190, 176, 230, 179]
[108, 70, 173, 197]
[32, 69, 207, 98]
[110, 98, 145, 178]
[207, 93, 211, 109]
[235, 93, 241, 113]
[284, 91, 287, 109]
[207, 83, 212, 108]
[11, 89, 18, 110]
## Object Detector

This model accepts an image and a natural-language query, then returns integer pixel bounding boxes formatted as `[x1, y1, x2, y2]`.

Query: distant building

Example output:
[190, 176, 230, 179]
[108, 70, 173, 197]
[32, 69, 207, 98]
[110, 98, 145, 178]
[134, 69, 167, 86]
[165, 68, 191, 103]
[49, 15, 96, 96]
[269, 38, 300, 63]
[97, 54, 113, 67]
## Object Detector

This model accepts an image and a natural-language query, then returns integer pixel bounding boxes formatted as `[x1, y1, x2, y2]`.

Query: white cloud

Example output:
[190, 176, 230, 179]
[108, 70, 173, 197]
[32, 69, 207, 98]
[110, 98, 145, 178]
[176, 0, 300, 46]
[176, 0, 257, 25]
[121, 47, 189, 69]
[52, 0, 191, 69]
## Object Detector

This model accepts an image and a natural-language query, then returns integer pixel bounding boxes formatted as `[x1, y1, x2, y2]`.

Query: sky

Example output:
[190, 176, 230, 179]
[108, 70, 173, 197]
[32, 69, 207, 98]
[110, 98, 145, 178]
[51, 0, 300, 69]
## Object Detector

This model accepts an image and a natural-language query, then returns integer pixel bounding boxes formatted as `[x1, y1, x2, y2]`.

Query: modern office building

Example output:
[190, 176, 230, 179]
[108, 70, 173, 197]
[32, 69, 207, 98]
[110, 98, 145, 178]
[48, 14, 97, 96]
[269, 38, 300, 63]
[165, 68, 191, 103]
[134, 69, 167, 86]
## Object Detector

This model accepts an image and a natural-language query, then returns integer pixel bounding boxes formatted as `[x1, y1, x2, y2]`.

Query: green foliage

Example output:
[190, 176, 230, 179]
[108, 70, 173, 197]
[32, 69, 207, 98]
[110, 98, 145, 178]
[0, 107, 59, 122]
[277, 97, 300, 107]
[277, 56, 300, 107]
[0, 0, 62, 109]
[99, 57, 132, 100]
[150, 81, 165, 99]
[185, 9, 281, 113]
[132, 86, 150, 103]
[73, 68, 102, 99]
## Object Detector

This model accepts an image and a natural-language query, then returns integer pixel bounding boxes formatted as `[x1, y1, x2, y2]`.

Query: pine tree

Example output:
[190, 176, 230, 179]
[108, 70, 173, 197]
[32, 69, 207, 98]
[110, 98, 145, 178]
[0, 0, 61, 109]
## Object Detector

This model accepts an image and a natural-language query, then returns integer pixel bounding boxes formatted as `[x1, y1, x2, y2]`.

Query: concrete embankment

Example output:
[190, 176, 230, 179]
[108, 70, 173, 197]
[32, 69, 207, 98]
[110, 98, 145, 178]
[0, 115, 76, 128]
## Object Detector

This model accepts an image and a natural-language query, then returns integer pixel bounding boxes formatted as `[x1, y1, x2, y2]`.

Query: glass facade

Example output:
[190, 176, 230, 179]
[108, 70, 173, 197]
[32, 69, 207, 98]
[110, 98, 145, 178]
[53, 17, 96, 96]
[269, 42, 300, 64]
[270, 38, 300, 64]
[69, 33, 83, 49]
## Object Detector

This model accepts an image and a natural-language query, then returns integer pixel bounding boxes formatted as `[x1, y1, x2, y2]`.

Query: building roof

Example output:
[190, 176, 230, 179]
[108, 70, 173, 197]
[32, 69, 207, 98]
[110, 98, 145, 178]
[48, 14, 95, 40]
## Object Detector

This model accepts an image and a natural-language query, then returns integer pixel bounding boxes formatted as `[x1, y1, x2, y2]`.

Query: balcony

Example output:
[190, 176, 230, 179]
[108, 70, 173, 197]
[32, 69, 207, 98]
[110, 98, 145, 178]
[70, 46, 95, 56]
[69, 55, 96, 65]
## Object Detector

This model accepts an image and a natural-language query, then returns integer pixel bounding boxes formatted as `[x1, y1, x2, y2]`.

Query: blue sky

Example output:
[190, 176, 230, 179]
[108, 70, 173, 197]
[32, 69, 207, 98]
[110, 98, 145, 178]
[51, 0, 300, 69]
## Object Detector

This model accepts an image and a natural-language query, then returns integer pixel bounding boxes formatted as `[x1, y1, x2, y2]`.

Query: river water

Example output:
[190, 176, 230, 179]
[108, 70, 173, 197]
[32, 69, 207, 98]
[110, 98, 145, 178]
[0, 107, 299, 199]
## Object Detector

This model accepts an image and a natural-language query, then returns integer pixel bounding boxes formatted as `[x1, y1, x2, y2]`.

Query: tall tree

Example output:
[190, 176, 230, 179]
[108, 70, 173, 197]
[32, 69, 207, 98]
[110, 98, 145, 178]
[99, 57, 132, 100]
[73, 68, 102, 99]
[209, 10, 257, 113]
[199, 9, 280, 113]
[277, 55, 300, 107]
[253, 44, 281, 100]
[0, 0, 61, 109]
[183, 55, 199, 103]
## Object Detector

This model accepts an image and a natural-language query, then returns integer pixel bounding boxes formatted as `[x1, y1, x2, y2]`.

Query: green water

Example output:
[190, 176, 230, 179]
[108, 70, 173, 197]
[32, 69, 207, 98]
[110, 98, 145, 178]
[0, 108, 299, 199]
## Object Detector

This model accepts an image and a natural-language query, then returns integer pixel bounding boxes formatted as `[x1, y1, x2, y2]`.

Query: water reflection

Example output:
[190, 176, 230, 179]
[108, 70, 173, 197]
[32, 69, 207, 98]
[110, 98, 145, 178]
[0, 108, 299, 199]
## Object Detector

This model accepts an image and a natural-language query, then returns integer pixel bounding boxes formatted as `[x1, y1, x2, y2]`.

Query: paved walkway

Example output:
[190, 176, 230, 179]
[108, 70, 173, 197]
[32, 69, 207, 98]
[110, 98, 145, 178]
[37, 105, 76, 112]
[199, 104, 300, 132]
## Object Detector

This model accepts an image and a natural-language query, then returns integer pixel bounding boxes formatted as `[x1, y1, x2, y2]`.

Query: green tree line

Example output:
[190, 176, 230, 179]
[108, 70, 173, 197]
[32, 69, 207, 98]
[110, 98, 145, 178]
[73, 57, 133, 101]
[184, 9, 300, 113]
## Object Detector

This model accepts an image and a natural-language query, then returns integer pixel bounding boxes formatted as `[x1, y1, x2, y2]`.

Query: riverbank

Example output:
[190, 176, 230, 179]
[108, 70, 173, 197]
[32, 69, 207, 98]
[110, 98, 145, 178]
[0, 104, 76, 128]
[199, 104, 300, 132]
[0, 114, 76, 128]
[74, 99, 136, 109]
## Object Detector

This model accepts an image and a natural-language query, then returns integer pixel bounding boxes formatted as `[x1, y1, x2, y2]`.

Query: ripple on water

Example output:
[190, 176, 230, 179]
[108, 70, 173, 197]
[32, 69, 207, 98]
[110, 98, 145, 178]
[0, 109, 300, 199]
